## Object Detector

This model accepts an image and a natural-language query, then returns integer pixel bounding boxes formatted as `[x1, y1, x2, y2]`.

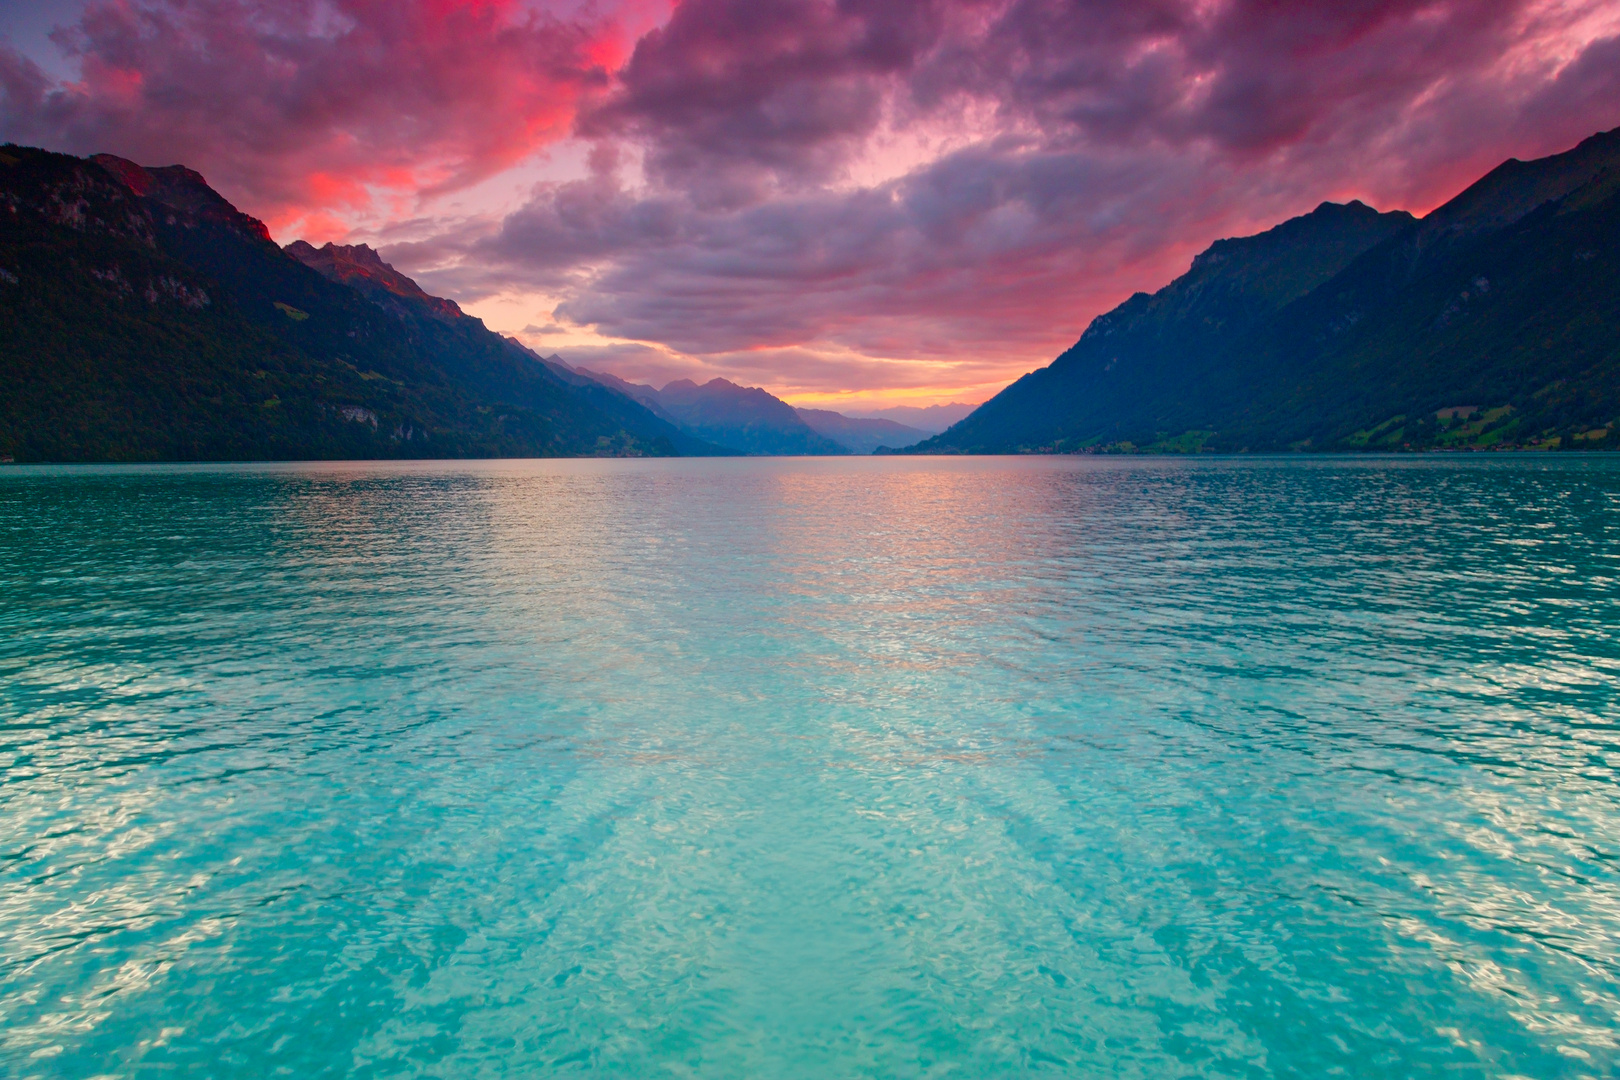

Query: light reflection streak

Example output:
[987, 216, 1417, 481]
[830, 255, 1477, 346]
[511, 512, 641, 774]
[0, 456, 1618, 1074]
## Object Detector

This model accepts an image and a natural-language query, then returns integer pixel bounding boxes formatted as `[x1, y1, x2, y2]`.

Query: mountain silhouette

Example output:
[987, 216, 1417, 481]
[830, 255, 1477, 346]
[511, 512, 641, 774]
[0, 145, 721, 461]
[911, 127, 1620, 454]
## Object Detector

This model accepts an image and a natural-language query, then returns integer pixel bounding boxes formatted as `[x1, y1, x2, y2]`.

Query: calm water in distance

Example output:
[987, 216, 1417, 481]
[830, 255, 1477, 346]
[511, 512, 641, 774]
[2, 455, 1619, 1078]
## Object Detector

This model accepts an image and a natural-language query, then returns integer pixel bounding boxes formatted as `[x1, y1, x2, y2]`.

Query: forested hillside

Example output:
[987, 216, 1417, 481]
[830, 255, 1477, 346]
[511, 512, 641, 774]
[0, 146, 711, 462]
[913, 128, 1620, 454]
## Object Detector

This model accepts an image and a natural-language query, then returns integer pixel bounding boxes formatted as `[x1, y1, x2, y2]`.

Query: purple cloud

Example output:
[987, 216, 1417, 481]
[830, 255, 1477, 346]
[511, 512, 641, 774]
[5, 0, 1619, 400]
[0, 0, 627, 232]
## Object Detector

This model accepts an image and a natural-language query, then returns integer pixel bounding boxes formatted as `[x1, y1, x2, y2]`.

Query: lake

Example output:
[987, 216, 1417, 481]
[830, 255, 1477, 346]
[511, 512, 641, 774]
[2, 456, 1618, 1077]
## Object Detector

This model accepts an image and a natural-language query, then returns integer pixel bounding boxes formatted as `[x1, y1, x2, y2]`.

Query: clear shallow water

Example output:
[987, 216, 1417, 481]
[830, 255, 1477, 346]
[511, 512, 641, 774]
[2, 456, 1619, 1079]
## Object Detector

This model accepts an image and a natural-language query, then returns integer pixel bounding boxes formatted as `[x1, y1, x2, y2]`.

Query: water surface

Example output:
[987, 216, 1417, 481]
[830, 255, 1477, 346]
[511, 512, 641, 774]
[3, 456, 1618, 1077]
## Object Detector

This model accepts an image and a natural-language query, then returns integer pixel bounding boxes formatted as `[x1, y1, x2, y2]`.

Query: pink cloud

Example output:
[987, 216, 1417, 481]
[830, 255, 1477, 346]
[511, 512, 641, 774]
[1, 0, 633, 231]
[5, 0, 1620, 401]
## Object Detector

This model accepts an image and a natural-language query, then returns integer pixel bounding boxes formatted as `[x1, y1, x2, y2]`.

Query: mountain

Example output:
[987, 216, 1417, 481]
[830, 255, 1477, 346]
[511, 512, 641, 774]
[574, 368, 681, 422]
[912, 199, 1416, 452]
[0, 145, 715, 462]
[914, 127, 1620, 454]
[572, 372, 850, 455]
[793, 408, 929, 454]
[285, 240, 464, 322]
[844, 402, 978, 435]
[283, 242, 728, 458]
[567, 370, 932, 454]
[655, 378, 849, 455]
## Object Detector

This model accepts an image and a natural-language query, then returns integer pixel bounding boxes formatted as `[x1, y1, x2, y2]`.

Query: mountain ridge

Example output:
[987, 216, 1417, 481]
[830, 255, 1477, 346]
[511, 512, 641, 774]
[286, 241, 464, 323]
[792, 408, 929, 454]
[843, 402, 977, 434]
[568, 369, 930, 454]
[9, 129, 1617, 462]
[909, 126, 1620, 455]
[0, 144, 712, 461]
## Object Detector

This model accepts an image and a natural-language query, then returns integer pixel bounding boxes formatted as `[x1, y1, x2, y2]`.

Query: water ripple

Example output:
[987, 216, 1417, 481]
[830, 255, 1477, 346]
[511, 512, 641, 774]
[2, 456, 1618, 1077]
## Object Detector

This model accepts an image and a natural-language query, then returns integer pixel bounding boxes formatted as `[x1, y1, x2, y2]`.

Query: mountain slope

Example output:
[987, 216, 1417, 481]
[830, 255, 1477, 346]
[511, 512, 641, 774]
[654, 379, 849, 455]
[915, 126, 1620, 454]
[844, 402, 977, 434]
[793, 408, 928, 453]
[914, 199, 1416, 452]
[572, 372, 851, 455]
[0, 145, 701, 461]
[573, 368, 685, 424]
[1213, 153, 1620, 450]
[284, 242, 728, 457]
[285, 240, 464, 322]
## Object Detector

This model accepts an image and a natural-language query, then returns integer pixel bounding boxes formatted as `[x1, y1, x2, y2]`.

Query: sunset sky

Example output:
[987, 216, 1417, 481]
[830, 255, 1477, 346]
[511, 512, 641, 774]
[4, 0, 1619, 408]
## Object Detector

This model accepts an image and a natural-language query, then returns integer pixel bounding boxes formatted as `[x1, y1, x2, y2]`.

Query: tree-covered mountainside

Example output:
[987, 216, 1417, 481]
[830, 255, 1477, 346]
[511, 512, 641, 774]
[0, 145, 713, 462]
[283, 241, 727, 458]
[912, 127, 1620, 454]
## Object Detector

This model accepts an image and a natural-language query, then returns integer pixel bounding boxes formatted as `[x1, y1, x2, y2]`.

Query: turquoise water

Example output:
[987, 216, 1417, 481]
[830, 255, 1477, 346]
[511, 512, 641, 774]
[2, 456, 1619, 1078]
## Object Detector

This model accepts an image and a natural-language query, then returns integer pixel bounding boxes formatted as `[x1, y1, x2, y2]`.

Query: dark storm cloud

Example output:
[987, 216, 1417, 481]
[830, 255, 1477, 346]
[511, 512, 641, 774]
[395, 129, 1249, 370]
[617, 1, 1620, 384]
[4, 0, 1619, 395]
[0, 0, 622, 228]
[578, 0, 955, 204]
[391, 0, 1620, 386]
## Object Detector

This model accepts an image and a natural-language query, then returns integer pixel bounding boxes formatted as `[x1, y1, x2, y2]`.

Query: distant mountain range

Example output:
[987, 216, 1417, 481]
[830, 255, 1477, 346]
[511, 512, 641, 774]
[841, 402, 978, 434]
[573, 368, 929, 455]
[792, 408, 931, 454]
[910, 127, 1620, 454]
[0, 145, 916, 462]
